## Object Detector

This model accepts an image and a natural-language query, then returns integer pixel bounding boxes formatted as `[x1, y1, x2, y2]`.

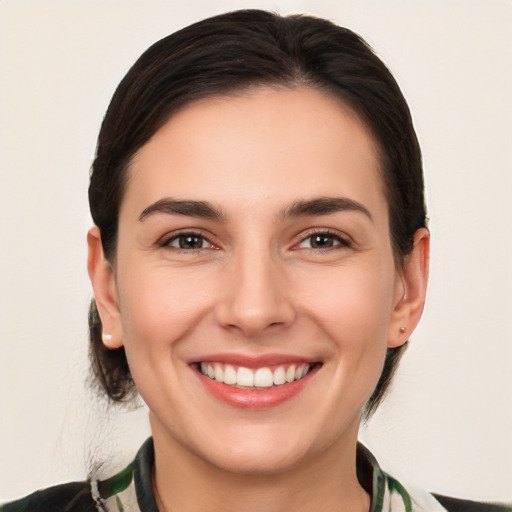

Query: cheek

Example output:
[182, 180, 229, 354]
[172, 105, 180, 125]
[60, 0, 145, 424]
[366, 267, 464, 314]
[115, 267, 221, 411]
[117, 266, 218, 352]
[296, 264, 396, 343]
[294, 262, 395, 401]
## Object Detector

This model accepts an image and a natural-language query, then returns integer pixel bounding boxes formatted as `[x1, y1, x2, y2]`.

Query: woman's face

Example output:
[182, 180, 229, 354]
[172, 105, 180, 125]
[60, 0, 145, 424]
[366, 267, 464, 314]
[93, 86, 422, 474]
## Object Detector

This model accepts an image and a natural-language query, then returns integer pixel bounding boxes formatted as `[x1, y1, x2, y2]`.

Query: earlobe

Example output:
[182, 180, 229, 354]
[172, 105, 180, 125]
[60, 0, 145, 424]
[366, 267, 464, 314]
[87, 226, 124, 349]
[388, 227, 430, 348]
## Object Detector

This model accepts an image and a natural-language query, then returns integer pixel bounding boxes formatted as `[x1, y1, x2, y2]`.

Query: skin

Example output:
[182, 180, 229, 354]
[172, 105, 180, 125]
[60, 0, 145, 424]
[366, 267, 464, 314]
[88, 86, 429, 512]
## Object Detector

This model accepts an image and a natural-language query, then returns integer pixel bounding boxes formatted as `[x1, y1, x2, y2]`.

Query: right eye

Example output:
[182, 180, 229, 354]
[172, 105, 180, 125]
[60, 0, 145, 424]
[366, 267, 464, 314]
[164, 233, 215, 250]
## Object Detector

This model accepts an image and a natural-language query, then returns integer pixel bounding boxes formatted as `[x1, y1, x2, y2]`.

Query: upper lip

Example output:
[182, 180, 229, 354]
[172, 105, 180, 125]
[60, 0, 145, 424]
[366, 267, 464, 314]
[188, 353, 318, 368]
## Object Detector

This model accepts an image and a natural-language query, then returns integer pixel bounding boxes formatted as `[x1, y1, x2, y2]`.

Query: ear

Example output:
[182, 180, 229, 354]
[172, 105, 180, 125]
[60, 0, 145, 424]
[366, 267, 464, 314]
[87, 226, 123, 349]
[388, 227, 430, 348]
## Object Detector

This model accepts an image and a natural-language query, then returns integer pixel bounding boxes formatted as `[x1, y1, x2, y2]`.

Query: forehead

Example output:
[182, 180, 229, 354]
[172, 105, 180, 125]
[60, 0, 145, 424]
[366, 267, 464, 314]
[124, 86, 386, 220]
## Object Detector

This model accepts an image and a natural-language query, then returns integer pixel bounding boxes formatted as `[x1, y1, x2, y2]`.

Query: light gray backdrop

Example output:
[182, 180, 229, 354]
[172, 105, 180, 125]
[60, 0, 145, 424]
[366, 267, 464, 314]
[1, 0, 511, 502]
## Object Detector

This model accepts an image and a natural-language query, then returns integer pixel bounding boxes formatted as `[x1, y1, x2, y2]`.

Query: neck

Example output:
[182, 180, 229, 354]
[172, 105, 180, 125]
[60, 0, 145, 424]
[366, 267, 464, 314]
[150, 414, 370, 512]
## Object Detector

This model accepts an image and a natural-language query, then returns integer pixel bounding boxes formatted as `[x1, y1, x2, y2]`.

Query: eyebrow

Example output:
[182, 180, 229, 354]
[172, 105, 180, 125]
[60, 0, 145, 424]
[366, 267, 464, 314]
[280, 197, 373, 222]
[138, 196, 372, 223]
[139, 199, 225, 222]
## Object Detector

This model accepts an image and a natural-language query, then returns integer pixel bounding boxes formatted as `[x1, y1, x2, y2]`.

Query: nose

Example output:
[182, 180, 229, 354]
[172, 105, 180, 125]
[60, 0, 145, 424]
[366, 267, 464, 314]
[214, 247, 296, 338]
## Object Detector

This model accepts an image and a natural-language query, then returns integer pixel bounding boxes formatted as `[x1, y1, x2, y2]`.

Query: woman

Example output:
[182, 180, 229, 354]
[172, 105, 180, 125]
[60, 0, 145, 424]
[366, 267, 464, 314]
[1, 9, 510, 512]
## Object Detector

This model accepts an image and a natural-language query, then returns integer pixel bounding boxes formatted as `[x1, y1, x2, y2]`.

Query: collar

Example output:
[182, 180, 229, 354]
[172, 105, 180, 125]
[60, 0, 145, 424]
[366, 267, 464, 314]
[95, 437, 417, 512]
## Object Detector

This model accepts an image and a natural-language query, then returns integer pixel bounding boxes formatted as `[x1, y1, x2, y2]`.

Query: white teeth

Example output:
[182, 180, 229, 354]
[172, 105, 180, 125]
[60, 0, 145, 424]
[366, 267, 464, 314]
[199, 362, 312, 388]
[273, 366, 286, 385]
[224, 364, 237, 385]
[285, 365, 296, 383]
[237, 367, 254, 387]
[214, 363, 224, 383]
[293, 363, 309, 379]
[254, 367, 274, 388]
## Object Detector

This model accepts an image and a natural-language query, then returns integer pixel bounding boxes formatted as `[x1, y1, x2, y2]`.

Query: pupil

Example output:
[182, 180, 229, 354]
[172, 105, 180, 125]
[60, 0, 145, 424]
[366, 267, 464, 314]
[312, 235, 333, 248]
[179, 235, 202, 249]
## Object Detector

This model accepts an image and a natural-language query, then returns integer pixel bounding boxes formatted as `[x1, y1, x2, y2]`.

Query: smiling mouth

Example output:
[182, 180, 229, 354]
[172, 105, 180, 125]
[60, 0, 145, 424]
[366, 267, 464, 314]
[197, 362, 320, 389]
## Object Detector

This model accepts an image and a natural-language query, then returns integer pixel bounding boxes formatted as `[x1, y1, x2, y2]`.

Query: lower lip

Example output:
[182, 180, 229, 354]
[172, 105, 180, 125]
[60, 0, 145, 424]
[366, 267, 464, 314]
[195, 368, 317, 410]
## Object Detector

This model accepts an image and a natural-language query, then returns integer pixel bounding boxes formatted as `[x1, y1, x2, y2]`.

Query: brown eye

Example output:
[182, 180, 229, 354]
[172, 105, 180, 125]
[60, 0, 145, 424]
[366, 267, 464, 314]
[297, 232, 350, 250]
[167, 233, 209, 250]
[310, 234, 335, 248]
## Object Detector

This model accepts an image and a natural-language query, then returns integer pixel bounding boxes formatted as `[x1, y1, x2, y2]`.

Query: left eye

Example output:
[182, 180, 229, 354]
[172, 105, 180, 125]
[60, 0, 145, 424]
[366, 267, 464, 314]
[166, 234, 212, 250]
[297, 233, 348, 249]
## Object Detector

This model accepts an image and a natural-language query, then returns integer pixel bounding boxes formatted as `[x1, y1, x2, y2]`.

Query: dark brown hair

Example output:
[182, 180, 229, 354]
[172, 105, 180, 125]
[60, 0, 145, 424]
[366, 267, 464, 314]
[88, 9, 426, 417]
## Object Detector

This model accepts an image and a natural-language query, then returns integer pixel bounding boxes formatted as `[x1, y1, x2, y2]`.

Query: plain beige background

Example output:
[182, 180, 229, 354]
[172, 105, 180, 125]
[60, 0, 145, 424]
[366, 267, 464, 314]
[1, 0, 511, 503]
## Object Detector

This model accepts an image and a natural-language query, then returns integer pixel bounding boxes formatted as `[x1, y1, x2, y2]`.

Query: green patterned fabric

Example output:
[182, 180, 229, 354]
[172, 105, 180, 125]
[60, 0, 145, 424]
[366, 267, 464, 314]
[2, 438, 510, 511]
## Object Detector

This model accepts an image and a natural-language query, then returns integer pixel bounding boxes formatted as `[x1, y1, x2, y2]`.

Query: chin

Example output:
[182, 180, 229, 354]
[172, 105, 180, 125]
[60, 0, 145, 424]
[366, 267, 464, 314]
[203, 437, 310, 476]
[191, 413, 350, 477]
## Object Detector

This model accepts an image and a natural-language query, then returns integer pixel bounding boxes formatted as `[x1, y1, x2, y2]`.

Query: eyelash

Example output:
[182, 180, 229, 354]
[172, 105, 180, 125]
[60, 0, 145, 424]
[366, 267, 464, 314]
[160, 231, 217, 251]
[159, 229, 352, 252]
[294, 229, 352, 251]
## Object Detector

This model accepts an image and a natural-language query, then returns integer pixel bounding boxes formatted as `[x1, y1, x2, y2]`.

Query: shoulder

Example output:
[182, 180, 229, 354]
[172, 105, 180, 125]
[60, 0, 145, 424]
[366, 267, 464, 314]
[0, 440, 149, 512]
[385, 474, 512, 511]
[433, 494, 512, 512]
[0, 481, 96, 512]
[357, 442, 511, 512]
[385, 476, 512, 512]
[385, 473, 512, 511]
